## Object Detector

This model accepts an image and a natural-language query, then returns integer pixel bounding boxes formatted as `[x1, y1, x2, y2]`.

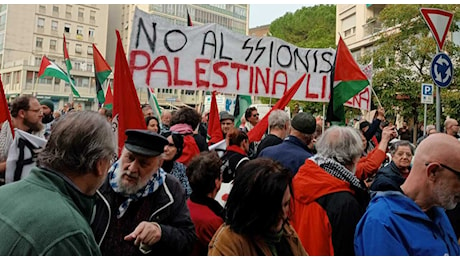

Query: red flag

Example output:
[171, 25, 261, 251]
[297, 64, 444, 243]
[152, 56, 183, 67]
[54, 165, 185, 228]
[248, 74, 306, 142]
[207, 91, 224, 145]
[0, 75, 14, 138]
[103, 83, 113, 109]
[113, 30, 146, 156]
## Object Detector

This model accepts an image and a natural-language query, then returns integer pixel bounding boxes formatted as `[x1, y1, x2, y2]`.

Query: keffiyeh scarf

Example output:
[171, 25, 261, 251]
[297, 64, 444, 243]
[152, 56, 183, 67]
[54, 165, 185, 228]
[108, 160, 166, 218]
[310, 154, 365, 190]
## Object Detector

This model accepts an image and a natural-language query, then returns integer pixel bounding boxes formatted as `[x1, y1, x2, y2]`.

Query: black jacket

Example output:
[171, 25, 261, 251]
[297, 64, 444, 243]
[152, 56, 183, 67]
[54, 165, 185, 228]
[91, 174, 197, 255]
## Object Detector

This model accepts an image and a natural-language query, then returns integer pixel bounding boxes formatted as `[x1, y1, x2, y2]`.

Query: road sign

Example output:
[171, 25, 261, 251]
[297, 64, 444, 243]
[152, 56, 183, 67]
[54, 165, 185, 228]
[420, 8, 454, 51]
[430, 52, 453, 88]
[421, 83, 433, 104]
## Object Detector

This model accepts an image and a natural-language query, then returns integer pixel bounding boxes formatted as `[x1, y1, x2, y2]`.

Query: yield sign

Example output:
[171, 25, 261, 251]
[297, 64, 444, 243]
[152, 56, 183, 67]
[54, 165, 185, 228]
[420, 8, 454, 51]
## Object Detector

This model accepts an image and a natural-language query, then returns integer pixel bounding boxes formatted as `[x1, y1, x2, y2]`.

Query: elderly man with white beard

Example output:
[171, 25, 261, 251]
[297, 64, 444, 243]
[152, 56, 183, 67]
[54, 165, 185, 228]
[91, 129, 196, 256]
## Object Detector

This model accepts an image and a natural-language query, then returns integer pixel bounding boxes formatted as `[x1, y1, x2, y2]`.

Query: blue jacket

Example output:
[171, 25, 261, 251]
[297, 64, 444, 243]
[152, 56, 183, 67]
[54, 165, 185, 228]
[257, 135, 312, 176]
[354, 191, 460, 256]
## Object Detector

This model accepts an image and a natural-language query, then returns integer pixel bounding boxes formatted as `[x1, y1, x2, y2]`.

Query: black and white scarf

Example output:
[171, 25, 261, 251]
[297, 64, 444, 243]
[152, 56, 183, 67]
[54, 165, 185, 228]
[310, 154, 365, 190]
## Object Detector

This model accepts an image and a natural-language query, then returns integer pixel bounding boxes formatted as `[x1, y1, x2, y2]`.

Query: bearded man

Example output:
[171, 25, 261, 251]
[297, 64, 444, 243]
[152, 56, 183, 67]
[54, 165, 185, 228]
[91, 129, 196, 256]
[0, 95, 44, 185]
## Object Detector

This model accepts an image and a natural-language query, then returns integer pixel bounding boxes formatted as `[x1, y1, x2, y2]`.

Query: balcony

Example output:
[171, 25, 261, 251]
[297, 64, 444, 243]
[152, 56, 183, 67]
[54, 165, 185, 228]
[363, 18, 382, 37]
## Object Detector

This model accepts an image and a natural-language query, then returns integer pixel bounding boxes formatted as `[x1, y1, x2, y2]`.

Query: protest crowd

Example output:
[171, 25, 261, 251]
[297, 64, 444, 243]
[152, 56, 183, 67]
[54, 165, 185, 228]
[0, 8, 459, 257]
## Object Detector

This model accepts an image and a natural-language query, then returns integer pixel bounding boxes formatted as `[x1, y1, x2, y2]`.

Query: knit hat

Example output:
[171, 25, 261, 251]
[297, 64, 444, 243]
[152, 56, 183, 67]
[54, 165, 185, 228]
[40, 99, 54, 111]
[291, 112, 316, 134]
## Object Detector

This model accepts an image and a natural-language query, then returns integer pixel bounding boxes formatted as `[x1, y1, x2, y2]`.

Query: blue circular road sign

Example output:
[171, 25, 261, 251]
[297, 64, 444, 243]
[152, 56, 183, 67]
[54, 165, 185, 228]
[430, 52, 453, 88]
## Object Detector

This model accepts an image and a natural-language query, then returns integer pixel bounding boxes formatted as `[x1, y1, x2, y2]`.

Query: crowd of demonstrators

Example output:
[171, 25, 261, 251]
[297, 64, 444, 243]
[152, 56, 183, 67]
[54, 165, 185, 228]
[258, 112, 316, 176]
[255, 109, 290, 157]
[186, 151, 225, 256]
[91, 129, 196, 255]
[291, 126, 369, 256]
[0, 111, 114, 255]
[355, 133, 460, 256]
[3, 92, 460, 256]
[160, 130, 192, 198]
[209, 158, 307, 256]
[220, 127, 250, 183]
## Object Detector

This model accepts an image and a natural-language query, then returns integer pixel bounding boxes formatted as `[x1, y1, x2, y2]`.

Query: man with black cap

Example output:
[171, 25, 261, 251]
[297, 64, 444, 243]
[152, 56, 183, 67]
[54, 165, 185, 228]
[258, 112, 316, 176]
[91, 129, 196, 256]
[40, 99, 54, 139]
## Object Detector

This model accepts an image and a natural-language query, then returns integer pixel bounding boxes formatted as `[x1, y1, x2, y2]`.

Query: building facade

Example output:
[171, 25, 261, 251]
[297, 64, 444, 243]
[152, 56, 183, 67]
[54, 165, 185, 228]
[0, 4, 109, 111]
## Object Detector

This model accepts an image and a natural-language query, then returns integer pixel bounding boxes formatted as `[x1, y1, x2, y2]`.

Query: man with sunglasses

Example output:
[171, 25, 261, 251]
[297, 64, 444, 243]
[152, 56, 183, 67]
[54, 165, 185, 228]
[355, 133, 460, 256]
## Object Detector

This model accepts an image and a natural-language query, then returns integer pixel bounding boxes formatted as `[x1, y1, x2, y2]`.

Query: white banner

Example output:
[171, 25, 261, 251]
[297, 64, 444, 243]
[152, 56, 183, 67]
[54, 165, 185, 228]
[129, 7, 371, 110]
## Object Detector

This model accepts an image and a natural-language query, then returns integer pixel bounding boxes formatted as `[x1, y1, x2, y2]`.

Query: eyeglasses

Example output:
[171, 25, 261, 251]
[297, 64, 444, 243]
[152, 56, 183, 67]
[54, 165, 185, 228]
[425, 162, 460, 177]
[252, 113, 259, 117]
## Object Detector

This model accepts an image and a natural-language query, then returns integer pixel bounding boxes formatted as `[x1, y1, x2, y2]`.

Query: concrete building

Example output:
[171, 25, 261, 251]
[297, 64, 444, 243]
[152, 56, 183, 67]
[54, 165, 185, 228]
[0, 4, 109, 111]
[249, 24, 270, 37]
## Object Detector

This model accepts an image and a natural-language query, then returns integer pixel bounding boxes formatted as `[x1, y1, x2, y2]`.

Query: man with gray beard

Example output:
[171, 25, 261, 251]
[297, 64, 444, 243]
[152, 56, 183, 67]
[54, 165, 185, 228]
[91, 129, 196, 256]
[0, 95, 44, 185]
[355, 133, 460, 256]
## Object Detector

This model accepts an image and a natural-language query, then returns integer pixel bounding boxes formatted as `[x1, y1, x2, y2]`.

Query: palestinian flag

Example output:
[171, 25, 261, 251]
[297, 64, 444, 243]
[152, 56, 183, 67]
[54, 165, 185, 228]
[0, 75, 14, 139]
[93, 43, 112, 105]
[326, 36, 369, 125]
[147, 87, 162, 122]
[103, 83, 113, 110]
[38, 56, 74, 83]
[63, 34, 80, 97]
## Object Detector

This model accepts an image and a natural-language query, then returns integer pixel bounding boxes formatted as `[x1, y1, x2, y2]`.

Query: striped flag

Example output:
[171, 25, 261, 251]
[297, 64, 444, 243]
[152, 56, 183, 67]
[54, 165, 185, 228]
[147, 87, 162, 121]
[233, 95, 252, 128]
[38, 56, 74, 84]
[103, 83, 113, 110]
[63, 34, 80, 97]
[93, 43, 112, 105]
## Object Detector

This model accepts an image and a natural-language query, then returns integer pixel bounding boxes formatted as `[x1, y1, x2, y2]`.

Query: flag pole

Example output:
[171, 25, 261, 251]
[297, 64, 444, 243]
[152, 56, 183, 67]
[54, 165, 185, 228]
[33, 75, 39, 97]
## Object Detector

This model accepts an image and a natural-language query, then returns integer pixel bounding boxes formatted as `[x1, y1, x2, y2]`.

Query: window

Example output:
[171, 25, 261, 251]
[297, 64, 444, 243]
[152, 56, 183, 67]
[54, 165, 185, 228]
[342, 14, 356, 38]
[75, 44, 82, 54]
[90, 10, 95, 23]
[74, 62, 81, 70]
[53, 5, 59, 15]
[26, 71, 34, 84]
[77, 26, 83, 36]
[51, 20, 58, 31]
[35, 57, 41, 66]
[66, 5, 72, 18]
[35, 37, 43, 48]
[0, 14, 5, 30]
[64, 23, 71, 33]
[39, 5, 46, 14]
[78, 7, 84, 21]
[0, 32, 4, 50]
[37, 17, 45, 29]
[88, 28, 95, 38]
[87, 45, 93, 55]
[49, 39, 56, 50]
[87, 63, 93, 72]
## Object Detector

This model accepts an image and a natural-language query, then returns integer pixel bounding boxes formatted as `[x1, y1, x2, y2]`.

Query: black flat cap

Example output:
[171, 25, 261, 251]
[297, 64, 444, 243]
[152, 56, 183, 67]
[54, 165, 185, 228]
[291, 112, 316, 135]
[124, 129, 168, 157]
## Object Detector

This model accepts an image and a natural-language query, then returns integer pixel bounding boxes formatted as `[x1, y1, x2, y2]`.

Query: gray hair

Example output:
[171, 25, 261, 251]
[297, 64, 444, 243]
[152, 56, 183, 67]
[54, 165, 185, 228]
[38, 111, 115, 175]
[268, 109, 290, 129]
[316, 126, 363, 165]
[389, 140, 415, 156]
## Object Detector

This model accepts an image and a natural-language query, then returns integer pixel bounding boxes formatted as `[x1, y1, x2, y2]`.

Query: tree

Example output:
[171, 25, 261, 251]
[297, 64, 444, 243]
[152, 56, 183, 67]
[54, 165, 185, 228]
[261, 4, 336, 117]
[361, 4, 460, 136]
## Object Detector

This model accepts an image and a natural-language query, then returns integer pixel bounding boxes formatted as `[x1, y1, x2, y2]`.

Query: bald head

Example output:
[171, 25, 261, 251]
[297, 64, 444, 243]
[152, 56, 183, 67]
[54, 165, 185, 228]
[444, 118, 459, 136]
[403, 133, 460, 211]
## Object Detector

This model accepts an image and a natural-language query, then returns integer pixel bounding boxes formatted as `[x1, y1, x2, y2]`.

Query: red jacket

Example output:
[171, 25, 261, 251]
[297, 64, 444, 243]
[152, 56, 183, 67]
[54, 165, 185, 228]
[355, 147, 386, 181]
[187, 199, 223, 255]
[291, 159, 365, 256]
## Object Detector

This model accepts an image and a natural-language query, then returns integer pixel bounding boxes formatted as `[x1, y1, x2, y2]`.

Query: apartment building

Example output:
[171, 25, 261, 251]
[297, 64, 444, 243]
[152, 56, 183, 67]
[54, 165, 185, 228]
[0, 4, 109, 111]
[108, 4, 249, 110]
